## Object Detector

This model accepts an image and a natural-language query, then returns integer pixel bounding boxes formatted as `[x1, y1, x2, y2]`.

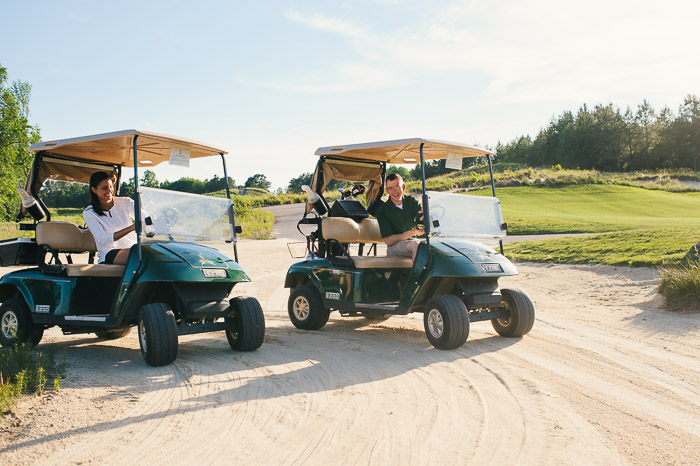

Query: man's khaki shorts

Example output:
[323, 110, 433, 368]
[387, 239, 420, 257]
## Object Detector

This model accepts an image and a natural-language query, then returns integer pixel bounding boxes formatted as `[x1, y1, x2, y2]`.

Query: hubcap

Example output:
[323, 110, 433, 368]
[427, 309, 443, 338]
[497, 300, 512, 326]
[139, 320, 147, 352]
[293, 296, 310, 321]
[1, 311, 18, 339]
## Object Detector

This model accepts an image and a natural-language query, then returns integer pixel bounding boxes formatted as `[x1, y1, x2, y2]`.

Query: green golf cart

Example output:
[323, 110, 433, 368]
[285, 138, 534, 349]
[0, 130, 264, 366]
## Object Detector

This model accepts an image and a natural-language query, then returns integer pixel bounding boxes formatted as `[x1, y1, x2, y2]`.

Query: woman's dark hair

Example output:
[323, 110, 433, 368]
[89, 171, 113, 216]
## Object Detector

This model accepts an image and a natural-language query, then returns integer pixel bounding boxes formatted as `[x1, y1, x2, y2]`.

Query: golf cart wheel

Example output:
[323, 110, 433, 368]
[138, 303, 178, 366]
[288, 284, 330, 330]
[492, 288, 535, 337]
[423, 295, 470, 350]
[95, 328, 132, 340]
[226, 296, 265, 351]
[0, 298, 43, 348]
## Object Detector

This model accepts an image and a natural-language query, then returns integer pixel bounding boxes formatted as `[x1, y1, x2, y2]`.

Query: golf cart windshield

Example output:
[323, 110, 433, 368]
[139, 187, 234, 243]
[427, 191, 506, 247]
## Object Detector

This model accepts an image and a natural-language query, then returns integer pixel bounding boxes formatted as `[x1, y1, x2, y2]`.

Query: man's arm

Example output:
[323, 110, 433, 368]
[383, 225, 424, 247]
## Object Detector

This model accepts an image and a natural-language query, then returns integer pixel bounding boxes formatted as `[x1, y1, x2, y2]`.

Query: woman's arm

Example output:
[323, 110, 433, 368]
[112, 223, 135, 241]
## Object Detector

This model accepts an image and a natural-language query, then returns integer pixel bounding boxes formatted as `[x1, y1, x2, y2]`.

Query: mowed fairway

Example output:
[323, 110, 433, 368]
[490, 184, 700, 234]
[468, 184, 700, 266]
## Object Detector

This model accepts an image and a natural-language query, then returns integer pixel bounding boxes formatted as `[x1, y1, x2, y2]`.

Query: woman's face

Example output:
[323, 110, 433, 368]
[92, 178, 114, 207]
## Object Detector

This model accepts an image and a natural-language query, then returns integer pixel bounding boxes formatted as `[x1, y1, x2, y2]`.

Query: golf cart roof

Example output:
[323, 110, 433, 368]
[315, 138, 494, 164]
[29, 129, 228, 167]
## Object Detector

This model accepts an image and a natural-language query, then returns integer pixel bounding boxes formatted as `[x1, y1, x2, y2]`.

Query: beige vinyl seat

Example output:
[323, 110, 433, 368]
[321, 217, 413, 269]
[35, 222, 125, 277]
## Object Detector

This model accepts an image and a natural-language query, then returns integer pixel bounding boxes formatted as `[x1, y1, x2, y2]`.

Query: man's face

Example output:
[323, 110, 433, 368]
[385, 178, 405, 205]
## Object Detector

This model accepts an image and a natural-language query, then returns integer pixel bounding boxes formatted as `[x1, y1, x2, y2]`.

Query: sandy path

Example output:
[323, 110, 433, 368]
[1, 239, 699, 465]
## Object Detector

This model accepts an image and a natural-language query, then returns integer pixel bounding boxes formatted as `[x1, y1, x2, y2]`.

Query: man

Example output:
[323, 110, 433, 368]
[375, 173, 424, 261]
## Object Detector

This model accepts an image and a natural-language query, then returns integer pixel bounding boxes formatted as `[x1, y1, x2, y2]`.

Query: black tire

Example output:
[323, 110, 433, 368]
[138, 303, 178, 366]
[0, 298, 43, 348]
[423, 295, 470, 350]
[492, 288, 535, 337]
[288, 284, 330, 330]
[95, 328, 132, 340]
[226, 296, 265, 351]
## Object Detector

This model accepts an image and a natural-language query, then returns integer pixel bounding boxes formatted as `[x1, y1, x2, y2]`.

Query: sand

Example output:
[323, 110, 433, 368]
[1, 237, 699, 465]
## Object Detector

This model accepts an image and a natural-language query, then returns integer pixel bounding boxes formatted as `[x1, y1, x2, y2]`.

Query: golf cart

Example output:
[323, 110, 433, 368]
[285, 138, 534, 349]
[0, 130, 264, 366]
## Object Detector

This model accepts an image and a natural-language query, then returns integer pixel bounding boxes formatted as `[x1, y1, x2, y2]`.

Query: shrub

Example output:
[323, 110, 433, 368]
[0, 344, 65, 415]
[658, 246, 700, 311]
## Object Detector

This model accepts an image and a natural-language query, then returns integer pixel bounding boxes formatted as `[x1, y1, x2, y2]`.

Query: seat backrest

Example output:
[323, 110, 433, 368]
[322, 217, 382, 244]
[36, 222, 97, 253]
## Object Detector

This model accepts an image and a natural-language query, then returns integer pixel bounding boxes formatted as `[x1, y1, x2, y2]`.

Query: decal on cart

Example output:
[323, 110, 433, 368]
[325, 292, 340, 300]
[35, 305, 50, 313]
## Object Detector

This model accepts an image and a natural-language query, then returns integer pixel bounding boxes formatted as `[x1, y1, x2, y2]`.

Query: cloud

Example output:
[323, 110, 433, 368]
[284, 10, 369, 40]
[272, 1, 700, 109]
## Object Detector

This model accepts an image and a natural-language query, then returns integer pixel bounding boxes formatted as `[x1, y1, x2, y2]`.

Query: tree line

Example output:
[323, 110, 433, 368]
[3, 59, 699, 220]
[495, 96, 700, 172]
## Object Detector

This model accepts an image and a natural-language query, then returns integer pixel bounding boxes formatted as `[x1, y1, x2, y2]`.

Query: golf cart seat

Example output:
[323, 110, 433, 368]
[36, 222, 125, 277]
[321, 217, 413, 269]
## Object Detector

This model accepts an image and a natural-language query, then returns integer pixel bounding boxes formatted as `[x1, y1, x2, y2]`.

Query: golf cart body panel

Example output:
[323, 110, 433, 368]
[286, 138, 534, 348]
[1, 130, 264, 365]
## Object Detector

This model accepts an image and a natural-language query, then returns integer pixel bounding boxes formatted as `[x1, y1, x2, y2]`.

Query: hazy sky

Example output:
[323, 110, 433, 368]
[2, 0, 698, 189]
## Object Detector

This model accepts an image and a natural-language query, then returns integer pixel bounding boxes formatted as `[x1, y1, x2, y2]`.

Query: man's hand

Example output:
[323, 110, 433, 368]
[383, 224, 424, 246]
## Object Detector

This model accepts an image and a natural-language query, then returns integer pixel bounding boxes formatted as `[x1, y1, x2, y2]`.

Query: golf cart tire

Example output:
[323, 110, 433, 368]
[423, 295, 470, 350]
[95, 328, 132, 340]
[492, 288, 535, 338]
[288, 284, 330, 330]
[0, 298, 44, 348]
[138, 303, 178, 366]
[226, 296, 265, 351]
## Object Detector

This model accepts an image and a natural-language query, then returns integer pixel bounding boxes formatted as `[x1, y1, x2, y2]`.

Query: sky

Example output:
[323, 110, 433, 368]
[2, 0, 699, 190]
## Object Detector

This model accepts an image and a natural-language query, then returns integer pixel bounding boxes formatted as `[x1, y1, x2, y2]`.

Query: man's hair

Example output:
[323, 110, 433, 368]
[386, 173, 403, 184]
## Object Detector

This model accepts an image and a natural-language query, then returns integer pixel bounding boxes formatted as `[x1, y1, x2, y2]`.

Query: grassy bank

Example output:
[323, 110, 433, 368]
[658, 247, 700, 310]
[1, 206, 274, 241]
[505, 228, 698, 267]
[0, 343, 65, 415]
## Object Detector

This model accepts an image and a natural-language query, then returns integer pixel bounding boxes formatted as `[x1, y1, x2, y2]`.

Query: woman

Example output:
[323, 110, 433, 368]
[83, 171, 136, 265]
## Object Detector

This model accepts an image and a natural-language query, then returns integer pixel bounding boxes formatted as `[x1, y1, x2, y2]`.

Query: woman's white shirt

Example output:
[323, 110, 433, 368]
[83, 197, 137, 263]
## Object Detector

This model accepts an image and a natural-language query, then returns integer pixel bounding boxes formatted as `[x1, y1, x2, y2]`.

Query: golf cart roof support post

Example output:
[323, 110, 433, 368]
[19, 153, 52, 222]
[487, 154, 497, 197]
[419, 143, 432, 267]
[220, 152, 239, 263]
[132, 135, 143, 265]
[315, 157, 331, 214]
[487, 154, 505, 255]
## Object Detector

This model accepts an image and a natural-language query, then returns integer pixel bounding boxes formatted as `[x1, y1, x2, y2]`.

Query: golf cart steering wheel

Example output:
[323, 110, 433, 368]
[429, 204, 446, 224]
[163, 207, 179, 228]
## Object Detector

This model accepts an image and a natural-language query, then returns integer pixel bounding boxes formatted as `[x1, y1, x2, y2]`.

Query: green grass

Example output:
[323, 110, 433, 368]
[1, 207, 274, 241]
[493, 184, 700, 266]
[658, 247, 700, 310]
[0, 344, 66, 415]
[493, 184, 700, 235]
[238, 208, 275, 240]
[505, 228, 698, 267]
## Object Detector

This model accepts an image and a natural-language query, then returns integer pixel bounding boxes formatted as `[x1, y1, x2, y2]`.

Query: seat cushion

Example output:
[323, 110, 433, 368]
[351, 256, 413, 269]
[36, 222, 97, 253]
[64, 264, 125, 277]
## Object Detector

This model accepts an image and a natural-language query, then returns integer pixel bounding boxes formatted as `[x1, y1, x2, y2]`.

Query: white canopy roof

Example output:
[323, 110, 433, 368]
[29, 129, 228, 167]
[315, 138, 494, 164]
